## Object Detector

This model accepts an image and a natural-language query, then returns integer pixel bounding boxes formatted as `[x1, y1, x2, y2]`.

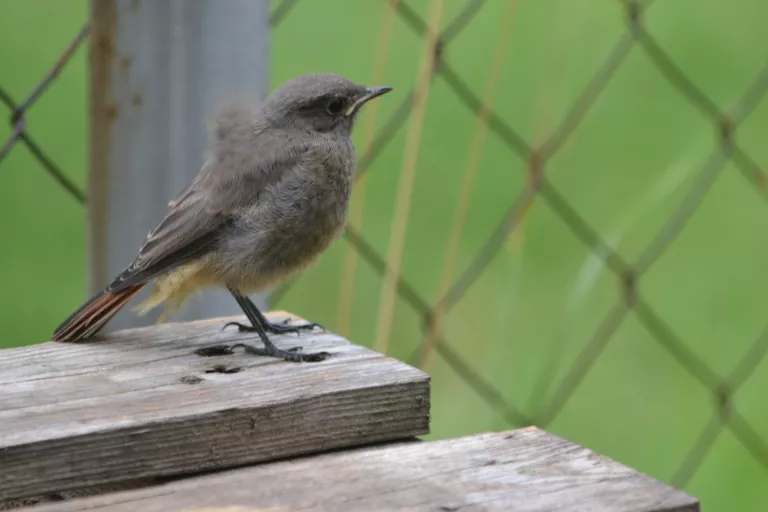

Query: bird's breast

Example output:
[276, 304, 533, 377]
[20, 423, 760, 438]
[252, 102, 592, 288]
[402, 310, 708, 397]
[219, 143, 355, 284]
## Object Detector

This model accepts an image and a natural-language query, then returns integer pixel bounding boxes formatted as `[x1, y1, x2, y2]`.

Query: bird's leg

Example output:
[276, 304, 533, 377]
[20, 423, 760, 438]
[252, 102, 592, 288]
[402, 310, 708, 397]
[223, 294, 324, 336]
[203, 288, 329, 363]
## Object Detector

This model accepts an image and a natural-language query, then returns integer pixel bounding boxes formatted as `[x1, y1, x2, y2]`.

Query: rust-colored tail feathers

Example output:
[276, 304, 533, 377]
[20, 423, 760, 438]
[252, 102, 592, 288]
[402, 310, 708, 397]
[51, 285, 143, 342]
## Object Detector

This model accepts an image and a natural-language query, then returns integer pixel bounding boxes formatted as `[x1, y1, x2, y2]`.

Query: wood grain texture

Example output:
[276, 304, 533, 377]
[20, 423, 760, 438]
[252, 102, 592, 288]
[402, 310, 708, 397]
[23, 427, 699, 512]
[0, 312, 430, 502]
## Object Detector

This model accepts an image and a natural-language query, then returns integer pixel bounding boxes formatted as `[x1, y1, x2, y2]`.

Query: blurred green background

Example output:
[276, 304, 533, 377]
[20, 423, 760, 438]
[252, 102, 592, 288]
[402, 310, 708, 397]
[2, 0, 768, 510]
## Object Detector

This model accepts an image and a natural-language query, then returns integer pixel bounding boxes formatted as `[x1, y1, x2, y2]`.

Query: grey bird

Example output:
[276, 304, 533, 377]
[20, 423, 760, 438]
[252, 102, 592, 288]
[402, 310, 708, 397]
[51, 73, 393, 362]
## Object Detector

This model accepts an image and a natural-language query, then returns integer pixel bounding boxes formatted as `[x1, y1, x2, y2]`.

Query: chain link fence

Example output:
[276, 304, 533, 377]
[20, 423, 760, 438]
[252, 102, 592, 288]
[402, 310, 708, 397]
[2, 0, 767, 509]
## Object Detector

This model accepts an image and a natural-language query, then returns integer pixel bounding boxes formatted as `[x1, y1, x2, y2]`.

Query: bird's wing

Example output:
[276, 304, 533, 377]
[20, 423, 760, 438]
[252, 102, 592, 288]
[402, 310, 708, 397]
[106, 149, 303, 292]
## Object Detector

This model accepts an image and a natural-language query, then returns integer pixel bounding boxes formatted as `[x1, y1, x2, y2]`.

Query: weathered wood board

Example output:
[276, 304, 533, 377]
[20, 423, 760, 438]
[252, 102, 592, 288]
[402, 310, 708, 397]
[23, 427, 699, 512]
[0, 312, 430, 502]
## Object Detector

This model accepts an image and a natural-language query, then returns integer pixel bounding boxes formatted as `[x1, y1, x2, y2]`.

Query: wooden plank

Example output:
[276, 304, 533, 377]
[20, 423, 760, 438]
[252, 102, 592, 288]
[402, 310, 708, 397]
[0, 312, 430, 502]
[22, 427, 699, 512]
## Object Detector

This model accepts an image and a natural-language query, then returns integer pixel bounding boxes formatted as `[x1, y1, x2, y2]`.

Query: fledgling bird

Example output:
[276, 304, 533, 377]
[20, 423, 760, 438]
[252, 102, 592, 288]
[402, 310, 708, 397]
[52, 73, 393, 362]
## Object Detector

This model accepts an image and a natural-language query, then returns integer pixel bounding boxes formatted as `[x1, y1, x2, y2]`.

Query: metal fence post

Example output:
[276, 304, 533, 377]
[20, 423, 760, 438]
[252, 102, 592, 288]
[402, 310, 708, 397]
[88, 0, 269, 331]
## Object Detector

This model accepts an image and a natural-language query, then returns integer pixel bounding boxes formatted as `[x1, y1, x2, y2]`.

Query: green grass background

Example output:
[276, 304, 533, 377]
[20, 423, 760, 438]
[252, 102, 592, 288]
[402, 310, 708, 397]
[2, 1, 768, 509]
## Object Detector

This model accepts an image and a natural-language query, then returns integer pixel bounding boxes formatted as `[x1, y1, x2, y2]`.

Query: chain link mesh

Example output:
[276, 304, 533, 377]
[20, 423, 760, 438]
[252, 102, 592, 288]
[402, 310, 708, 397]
[271, 0, 768, 498]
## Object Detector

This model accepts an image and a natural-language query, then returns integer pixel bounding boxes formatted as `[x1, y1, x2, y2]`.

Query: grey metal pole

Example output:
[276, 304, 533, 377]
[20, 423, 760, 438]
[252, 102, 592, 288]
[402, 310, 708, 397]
[88, 0, 269, 331]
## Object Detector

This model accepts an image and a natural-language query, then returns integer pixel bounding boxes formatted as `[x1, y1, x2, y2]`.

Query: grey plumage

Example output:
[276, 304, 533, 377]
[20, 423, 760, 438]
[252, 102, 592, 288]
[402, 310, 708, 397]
[52, 73, 393, 362]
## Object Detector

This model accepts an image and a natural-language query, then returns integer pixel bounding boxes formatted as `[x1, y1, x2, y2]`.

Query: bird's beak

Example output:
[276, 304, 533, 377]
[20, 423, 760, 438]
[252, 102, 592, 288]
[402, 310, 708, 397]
[345, 86, 394, 117]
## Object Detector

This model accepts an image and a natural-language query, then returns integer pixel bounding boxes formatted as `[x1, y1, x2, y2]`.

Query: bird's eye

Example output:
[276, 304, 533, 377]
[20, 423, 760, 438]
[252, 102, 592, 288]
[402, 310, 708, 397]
[326, 98, 345, 116]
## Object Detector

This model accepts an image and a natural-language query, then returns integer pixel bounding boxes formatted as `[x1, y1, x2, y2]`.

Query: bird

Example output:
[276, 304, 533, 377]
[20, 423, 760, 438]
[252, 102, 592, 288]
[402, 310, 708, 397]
[51, 73, 393, 363]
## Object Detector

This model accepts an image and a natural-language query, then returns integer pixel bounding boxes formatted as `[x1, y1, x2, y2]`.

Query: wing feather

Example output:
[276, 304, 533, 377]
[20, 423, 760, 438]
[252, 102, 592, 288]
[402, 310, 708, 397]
[106, 144, 303, 292]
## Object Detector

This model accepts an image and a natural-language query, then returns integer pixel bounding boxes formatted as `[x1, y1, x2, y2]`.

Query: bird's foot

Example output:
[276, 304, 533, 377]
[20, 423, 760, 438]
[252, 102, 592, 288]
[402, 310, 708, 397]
[223, 318, 324, 337]
[237, 342, 330, 362]
[196, 342, 330, 363]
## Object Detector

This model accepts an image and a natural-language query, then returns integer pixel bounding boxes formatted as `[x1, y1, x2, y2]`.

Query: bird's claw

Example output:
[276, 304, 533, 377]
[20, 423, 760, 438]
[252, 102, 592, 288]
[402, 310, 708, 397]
[222, 319, 323, 337]
[222, 321, 255, 333]
[265, 318, 324, 336]
[198, 342, 329, 362]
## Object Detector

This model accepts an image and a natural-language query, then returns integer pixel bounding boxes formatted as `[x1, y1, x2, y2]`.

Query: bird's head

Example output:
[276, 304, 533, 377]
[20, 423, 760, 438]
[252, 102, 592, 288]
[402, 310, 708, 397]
[262, 73, 393, 136]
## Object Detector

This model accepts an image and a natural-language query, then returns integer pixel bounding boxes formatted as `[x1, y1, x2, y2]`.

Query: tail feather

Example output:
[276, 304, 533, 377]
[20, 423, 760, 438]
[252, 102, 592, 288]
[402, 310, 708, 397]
[51, 285, 143, 342]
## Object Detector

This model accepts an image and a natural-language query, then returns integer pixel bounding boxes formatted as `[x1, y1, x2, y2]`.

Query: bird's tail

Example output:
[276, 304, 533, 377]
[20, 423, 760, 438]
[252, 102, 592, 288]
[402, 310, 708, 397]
[51, 285, 143, 342]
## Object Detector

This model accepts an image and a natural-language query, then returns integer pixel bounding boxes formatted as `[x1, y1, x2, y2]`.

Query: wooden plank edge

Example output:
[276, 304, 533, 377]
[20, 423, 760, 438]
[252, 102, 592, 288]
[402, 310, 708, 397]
[16, 427, 699, 512]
